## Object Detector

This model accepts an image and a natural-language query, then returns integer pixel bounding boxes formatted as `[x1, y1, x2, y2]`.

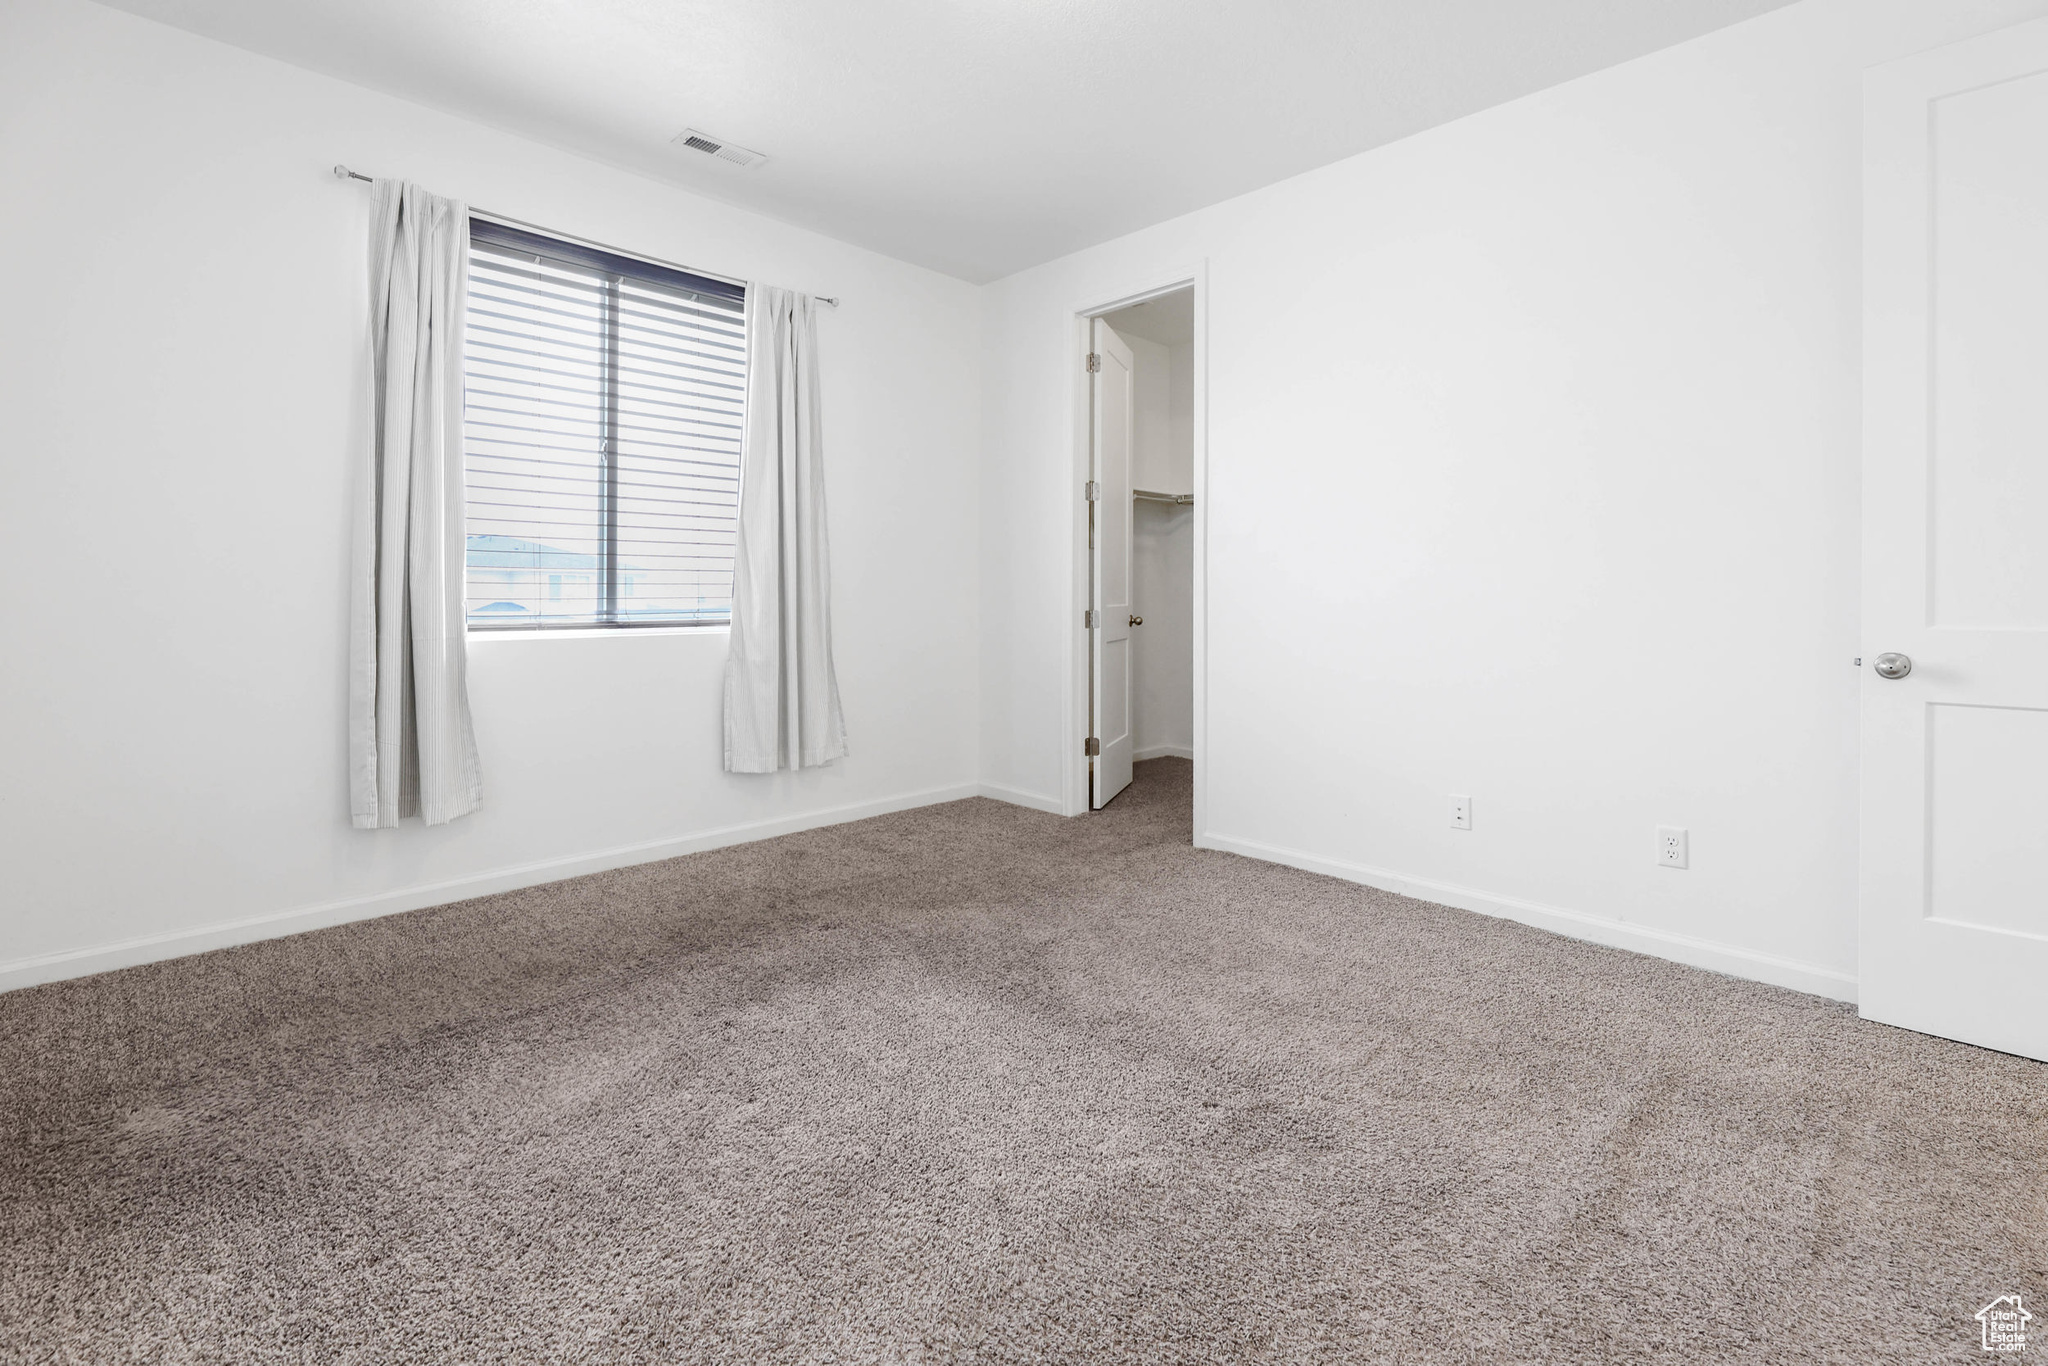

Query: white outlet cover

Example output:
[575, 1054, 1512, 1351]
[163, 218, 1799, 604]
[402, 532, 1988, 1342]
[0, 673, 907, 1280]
[1657, 825, 1688, 869]
[1450, 794, 1472, 830]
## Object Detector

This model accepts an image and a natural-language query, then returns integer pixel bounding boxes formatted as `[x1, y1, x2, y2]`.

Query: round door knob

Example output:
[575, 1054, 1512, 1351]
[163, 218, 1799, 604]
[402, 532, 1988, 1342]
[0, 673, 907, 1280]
[1873, 652, 1913, 680]
[1129, 614, 1144, 627]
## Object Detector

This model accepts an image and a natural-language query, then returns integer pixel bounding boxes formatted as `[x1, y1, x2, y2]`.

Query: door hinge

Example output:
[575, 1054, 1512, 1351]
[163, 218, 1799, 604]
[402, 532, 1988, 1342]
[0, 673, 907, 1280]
[1084, 736, 1101, 756]
[1085, 352, 1101, 373]
[1084, 608, 1099, 629]
[1084, 480, 1100, 502]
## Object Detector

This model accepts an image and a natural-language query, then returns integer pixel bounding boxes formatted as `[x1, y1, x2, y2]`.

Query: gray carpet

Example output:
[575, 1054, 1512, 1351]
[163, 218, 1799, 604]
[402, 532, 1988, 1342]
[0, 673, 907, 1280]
[2, 759, 2042, 1364]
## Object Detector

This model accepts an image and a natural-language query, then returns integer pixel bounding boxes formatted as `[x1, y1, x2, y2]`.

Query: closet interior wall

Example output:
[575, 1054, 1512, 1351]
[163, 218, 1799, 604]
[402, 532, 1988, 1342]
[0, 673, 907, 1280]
[1105, 297, 1195, 763]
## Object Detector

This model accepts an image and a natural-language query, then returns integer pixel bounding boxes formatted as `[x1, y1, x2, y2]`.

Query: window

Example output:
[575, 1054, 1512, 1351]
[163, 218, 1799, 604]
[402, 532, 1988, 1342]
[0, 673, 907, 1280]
[463, 219, 746, 629]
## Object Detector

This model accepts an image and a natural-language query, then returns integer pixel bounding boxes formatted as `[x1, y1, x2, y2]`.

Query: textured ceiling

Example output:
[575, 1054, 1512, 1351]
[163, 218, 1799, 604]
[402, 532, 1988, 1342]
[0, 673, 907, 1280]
[95, 0, 1799, 281]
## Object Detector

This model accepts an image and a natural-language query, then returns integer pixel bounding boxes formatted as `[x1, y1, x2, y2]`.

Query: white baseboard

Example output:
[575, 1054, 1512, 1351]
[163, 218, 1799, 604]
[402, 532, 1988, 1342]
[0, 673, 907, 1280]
[975, 782, 1067, 815]
[0, 781, 984, 995]
[1134, 744, 1194, 761]
[12, 789, 1853, 1008]
[1201, 832, 1858, 1004]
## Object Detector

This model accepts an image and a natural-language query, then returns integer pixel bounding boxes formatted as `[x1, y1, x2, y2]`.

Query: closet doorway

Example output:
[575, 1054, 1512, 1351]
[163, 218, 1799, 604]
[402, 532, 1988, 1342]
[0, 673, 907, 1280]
[1086, 286, 1195, 810]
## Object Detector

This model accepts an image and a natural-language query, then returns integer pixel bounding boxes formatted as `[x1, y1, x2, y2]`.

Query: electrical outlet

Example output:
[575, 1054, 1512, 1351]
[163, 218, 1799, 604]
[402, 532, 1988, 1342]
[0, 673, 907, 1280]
[1450, 794, 1472, 830]
[1657, 826, 1688, 869]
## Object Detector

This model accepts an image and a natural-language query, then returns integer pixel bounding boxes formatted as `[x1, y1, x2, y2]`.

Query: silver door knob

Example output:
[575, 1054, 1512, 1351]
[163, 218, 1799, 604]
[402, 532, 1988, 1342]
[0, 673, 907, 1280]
[1129, 614, 1143, 627]
[1873, 652, 1912, 679]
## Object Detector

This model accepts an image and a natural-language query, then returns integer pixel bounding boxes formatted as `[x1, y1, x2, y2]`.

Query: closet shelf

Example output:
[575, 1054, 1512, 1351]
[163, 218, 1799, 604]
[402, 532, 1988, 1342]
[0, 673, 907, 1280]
[1133, 489, 1194, 505]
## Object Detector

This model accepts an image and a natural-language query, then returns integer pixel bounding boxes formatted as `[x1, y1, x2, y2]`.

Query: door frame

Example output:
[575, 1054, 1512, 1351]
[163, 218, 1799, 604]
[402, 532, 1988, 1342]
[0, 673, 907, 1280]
[1062, 262, 1209, 836]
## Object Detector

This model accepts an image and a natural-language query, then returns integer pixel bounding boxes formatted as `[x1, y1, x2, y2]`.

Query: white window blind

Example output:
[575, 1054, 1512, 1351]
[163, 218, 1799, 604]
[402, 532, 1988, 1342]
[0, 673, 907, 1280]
[463, 218, 746, 629]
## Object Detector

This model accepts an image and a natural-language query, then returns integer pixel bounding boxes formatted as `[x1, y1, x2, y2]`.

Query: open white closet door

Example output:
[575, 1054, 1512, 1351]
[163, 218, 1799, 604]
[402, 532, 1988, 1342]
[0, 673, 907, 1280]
[1859, 19, 2048, 1062]
[1089, 318, 1135, 809]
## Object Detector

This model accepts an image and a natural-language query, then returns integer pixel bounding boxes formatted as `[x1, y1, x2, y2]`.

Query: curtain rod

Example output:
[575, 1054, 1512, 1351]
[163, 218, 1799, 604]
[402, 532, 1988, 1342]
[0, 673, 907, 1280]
[332, 165, 839, 307]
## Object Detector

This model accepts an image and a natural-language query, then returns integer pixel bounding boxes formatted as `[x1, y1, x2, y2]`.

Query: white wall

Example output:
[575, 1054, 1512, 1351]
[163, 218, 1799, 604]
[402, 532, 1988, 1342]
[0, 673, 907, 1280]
[978, 0, 2048, 1001]
[1167, 340, 1194, 498]
[1120, 333, 1169, 494]
[0, 0, 981, 986]
[15, 0, 2048, 1003]
[1120, 331, 1194, 760]
[1132, 500, 1193, 760]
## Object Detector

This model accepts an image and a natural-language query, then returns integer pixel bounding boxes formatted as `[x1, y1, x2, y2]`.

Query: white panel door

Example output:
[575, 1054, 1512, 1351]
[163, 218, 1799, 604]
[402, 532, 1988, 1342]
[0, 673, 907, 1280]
[1862, 20, 2048, 1061]
[1090, 319, 1135, 809]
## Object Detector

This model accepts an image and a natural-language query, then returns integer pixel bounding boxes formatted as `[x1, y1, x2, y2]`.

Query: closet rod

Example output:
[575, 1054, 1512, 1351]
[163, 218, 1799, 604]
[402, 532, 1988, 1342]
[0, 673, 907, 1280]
[1134, 489, 1194, 505]
[332, 165, 839, 306]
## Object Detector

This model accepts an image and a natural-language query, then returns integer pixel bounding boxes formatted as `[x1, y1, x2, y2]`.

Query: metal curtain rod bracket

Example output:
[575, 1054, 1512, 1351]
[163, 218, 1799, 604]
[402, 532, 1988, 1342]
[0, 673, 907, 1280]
[1133, 488, 1194, 505]
[331, 165, 839, 306]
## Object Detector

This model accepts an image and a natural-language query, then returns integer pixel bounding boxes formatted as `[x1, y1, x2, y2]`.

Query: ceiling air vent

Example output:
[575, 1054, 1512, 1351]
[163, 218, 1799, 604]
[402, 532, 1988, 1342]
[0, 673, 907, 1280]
[672, 129, 768, 169]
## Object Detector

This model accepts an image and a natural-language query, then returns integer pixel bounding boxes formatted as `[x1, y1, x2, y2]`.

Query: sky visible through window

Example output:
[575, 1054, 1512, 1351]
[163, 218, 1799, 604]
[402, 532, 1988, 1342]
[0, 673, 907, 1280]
[462, 228, 746, 628]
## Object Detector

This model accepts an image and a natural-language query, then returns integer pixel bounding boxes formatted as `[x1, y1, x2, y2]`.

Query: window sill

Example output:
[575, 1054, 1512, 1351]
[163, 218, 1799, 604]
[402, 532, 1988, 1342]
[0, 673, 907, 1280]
[467, 625, 730, 642]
